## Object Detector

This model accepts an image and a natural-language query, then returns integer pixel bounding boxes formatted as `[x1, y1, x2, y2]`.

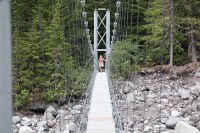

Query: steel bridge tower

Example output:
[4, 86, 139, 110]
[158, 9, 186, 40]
[94, 8, 110, 70]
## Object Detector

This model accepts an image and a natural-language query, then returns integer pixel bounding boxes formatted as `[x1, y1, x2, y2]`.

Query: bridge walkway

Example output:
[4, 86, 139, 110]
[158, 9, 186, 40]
[86, 72, 116, 133]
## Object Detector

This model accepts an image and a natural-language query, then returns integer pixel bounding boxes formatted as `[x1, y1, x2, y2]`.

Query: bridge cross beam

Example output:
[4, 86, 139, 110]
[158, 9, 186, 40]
[94, 9, 110, 70]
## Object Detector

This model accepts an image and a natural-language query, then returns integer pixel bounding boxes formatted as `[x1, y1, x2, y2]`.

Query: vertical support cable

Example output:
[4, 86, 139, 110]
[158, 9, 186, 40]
[0, 0, 12, 132]
[106, 10, 110, 70]
[94, 10, 98, 70]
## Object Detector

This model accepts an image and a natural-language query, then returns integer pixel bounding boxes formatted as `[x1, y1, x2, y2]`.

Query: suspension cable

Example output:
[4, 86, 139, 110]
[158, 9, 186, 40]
[129, 0, 135, 132]
[123, 0, 127, 41]
[159, 0, 166, 132]
[142, 0, 152, 132]
[80, 0, 94, 55]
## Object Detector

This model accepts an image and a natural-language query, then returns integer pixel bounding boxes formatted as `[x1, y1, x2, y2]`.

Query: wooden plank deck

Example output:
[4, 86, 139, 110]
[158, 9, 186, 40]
[86, 72, 116, 133]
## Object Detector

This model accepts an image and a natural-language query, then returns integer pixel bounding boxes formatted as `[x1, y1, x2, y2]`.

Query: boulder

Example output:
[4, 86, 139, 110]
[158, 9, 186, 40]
[190, 87, 200, 97]
[124, 120, 134, 128]
[196, 121, 200, 130]
[195, 68, 200, 77]
[46, 106, 58, 116]
[20, 117, 32, 126]
[126, 93, 134, 102]
[190, 83, 200, 97]
[171, 111, 181, 117]
[162, 110, 170, 118]
[73, 105, 83, 111]
[13, 128, 19, 133]
[165, 116, 181, 129]
[37, 120, 46, 127]
[181, 90, 190, 100]
[126, 81, 138, 90]
[147, 93, 157, 99]
[161, 118, 168, 124]
[122, 83, 131, 94]
[29, 101, 47, 112]
[47, 120, 56, 128]
[190, 115, 200, 123]
[189, 121, 196, 126]
[146, 68, 155, 74]
[144, 125, 151, 132]
[19, 126, 35, 133]
[68, 122, 76, 132]
[175, 121, 200, 133]
[12, 116, 21, 124]
[192, 103, 198, 112]
[42, 112, 54, 121]
[153, 124, 166, 132]
[161, 98, 169, 104]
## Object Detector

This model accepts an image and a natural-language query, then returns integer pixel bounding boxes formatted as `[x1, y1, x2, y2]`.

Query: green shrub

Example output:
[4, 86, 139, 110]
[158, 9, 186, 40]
[68, 68, 91, 97]
[111, 40, 142, 77]
[14, 89, 31, 108]
[41, 90, 56, 102]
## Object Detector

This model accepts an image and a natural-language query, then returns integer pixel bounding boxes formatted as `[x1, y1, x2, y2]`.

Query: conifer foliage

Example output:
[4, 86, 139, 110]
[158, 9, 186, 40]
[12, 0, 200, 107]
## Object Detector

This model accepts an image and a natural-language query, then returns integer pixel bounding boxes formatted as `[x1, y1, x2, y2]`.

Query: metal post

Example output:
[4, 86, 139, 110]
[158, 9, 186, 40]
[0, 0, 12, 133]
[106, 10, 110, 69]
[94, 10, 98, 70]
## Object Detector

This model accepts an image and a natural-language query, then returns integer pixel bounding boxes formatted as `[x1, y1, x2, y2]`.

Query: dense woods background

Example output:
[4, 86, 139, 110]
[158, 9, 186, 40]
[12, 0, 200, 108]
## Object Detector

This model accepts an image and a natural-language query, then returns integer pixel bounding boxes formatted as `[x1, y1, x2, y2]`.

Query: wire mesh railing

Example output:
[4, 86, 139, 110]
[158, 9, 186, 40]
[77, 69, 97, 133]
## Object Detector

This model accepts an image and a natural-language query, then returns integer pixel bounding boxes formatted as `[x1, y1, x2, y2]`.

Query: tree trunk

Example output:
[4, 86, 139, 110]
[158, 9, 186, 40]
[188, 0, 197, 63]
[169, 0, 174, 69]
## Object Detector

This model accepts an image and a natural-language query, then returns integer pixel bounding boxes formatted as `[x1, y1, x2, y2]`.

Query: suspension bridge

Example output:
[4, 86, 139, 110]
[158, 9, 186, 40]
[0, 0, 121, 132]
[1, 0, 198, 133]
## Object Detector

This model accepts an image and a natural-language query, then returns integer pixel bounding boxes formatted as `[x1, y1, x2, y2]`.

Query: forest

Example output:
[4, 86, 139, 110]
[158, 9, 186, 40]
[12, 0, 200, 108]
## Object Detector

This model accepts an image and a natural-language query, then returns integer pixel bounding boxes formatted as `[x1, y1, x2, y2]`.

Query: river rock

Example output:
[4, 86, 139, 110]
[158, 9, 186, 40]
[190, 83, 200, 99]
[161, 118, 168, 124]
[46, 106, 58, 116]
[161, 98, 169, 104]
[37, 120, 46, 128]
[12, 116, 21, 124]
[126, 93, 134, 102]
[153, 124, 166, 132]
[29, 101, 47, 113]
[68, 121, 76, 132]
[47, 120, 56, 128]
[126, 81, 138, 90]
[144, 125, 151, 132]
[13, 128, 19, 133]
[73, 105, 83, 111]
[196, 121, 200, 130]
[19, 126, 35, 133]
[195, 68, 200, 77]
[147, 92, 157, 99]
[122, 83, 131, 94]
[43, 112, 54, 120]
[124, 119, 134, 128]
[192, 103, 198, 112]
[175, 121, 200, 133]
[189, 121, 196, 126]
[165, 116, 181, 129]
[20, 117, 32, 126]
[181, 90, 190, 100]
[190, 115, 200, 123]
[171, 111, 181, 117]
[162, 110, 170, 118]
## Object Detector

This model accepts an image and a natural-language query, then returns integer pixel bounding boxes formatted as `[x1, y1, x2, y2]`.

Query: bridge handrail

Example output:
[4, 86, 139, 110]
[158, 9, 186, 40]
[77, 69, 98, 133]
[106, 69, 123, 132]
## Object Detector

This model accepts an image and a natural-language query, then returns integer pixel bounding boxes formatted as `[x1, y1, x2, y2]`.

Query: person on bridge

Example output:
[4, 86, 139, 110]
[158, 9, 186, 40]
[98, 55, 106, 72]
